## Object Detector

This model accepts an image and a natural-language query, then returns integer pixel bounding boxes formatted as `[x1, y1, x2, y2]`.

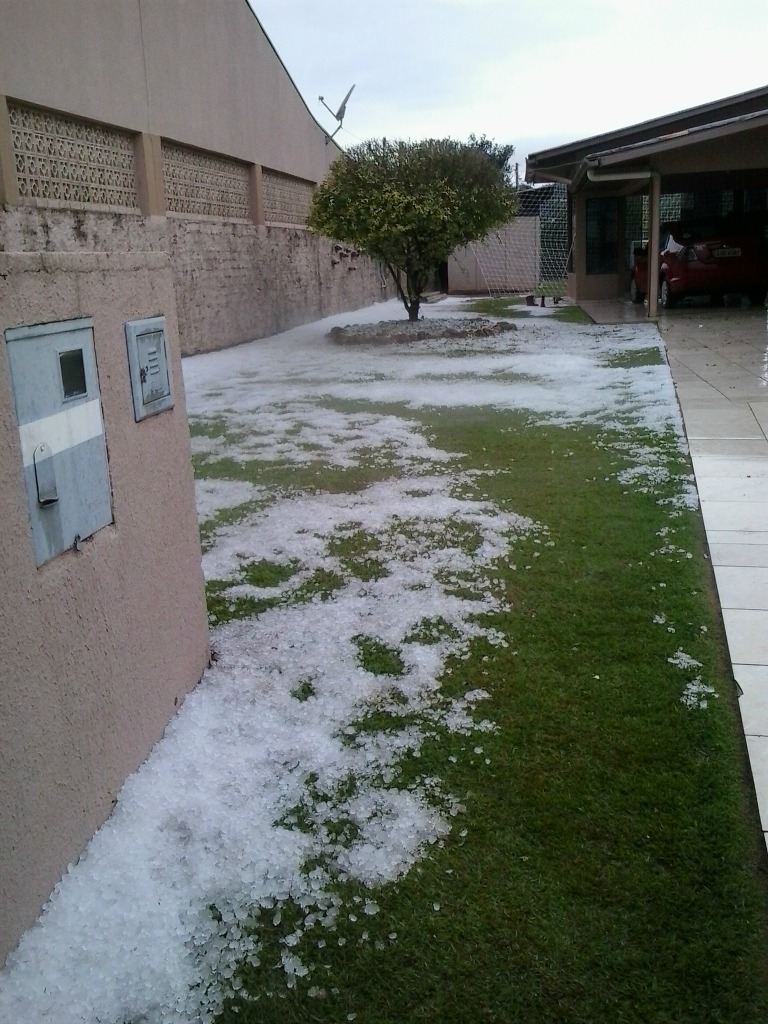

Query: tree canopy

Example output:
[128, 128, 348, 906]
[308, 137, 517, 321]
[467, 133, 516, 185]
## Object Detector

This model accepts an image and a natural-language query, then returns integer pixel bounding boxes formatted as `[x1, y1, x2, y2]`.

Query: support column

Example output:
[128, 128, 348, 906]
[572, 191, 587, 298]
[249, 164, 265, 225]
[647, 173, 661, 318]
[134, 132, 165, 217]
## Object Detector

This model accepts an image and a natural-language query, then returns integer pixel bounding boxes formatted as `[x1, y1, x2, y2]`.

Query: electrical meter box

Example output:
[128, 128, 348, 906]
[5, 317, 113, 567]
[125, 316, 174, 421]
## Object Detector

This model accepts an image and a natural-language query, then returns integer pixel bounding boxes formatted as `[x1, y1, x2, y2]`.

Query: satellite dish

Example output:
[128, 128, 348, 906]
[334, 84, 355, 122]
[319, 84, 355, 142]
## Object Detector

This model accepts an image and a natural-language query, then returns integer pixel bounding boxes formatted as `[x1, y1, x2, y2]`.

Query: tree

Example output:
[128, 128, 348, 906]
[308, 138, 517, 322]
[467, 133, 516, 186]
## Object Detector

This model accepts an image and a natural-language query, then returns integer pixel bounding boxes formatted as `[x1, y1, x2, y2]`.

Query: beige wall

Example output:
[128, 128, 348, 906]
[448, 218, 541, 293]
[167, 221, 388, 355]
[0, 1, 388, 961]
[568, 271, 627, 301]
[0, 207, 390, 355]
[0, 251, 210, 960]
[0, 0, 395, 352]
[0, 0, 335, 183]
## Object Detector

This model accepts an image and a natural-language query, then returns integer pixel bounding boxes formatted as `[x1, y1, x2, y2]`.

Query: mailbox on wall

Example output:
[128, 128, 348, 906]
[5, 317, 113, 567]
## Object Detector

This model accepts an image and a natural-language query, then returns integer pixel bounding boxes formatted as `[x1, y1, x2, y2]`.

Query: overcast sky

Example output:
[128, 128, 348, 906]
[249, 0, 768, 175]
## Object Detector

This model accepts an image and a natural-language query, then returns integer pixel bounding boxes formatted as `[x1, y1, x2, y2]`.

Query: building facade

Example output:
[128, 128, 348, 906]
[0, 0, 389, 355]
[526, 86, 768, 314]
[0, 0, 385, 961]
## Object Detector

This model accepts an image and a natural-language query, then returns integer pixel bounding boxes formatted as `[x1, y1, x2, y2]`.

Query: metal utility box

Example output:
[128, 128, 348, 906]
[4, 317, 113, 567]
[125, 316, 174, 421]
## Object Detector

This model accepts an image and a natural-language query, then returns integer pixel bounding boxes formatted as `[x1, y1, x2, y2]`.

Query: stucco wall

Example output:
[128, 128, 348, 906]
[167, 221, 387, 354]
[0, 207, 390, 354]
[0, 251, 210, 960]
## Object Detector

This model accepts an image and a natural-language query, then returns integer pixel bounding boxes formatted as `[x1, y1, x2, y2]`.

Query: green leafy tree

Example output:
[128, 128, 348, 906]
[467, 133, 516, 185]
[308, 137, 517, 322]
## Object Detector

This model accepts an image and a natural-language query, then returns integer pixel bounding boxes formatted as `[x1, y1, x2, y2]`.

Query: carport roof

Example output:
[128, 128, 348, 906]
[526, 84, 768, 190]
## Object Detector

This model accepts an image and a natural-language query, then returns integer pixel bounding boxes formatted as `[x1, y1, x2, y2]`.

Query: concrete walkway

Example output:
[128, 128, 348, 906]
[583, 299, 768, 853]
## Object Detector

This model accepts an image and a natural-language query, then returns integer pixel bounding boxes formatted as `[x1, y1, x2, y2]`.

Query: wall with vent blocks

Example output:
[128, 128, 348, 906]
[0, 0, 393, 962]
[0, 206, 390, 355]
[0, 1, 394, 356]
[8, 104, 140, 207]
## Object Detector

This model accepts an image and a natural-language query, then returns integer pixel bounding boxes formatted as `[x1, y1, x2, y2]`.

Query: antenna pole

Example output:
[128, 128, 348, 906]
[318, 96, 337, 121]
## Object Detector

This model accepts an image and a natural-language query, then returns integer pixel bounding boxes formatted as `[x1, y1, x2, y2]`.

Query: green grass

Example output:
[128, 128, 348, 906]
[605, 347, 666, 368]
[205, 402, 768, 1024]
[404, 616, 461, 645]
[290, 567, 346, 604]
[464, 295, 593, 324]
[192, 454, 401, 495]
[291, 679, 316, 702]
[188, 415, 237, 440]
[198, 500, 265, 551]
[240, 559, 300, 588]
[205, 559, 300, 626]
[328, 528, 388, 582]
[466, 296, 528, 315]
[550, 304, 594, 324]
[353, 634, 406, 677]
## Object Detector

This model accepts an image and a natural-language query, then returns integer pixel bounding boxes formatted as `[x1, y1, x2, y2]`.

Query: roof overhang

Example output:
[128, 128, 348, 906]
[526, 85, 768, 193]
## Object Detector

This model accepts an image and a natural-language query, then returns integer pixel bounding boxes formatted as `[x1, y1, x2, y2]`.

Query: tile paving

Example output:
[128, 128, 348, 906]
[583, 299, 768, 849]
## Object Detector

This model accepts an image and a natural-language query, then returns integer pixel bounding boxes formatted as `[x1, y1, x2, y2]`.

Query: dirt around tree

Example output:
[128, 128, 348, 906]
[327, 318, 517, 345]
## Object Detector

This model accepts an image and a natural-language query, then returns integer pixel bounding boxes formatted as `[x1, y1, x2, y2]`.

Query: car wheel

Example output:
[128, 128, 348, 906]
[660, 278, 675, 309]
[630, 277, 645, 304]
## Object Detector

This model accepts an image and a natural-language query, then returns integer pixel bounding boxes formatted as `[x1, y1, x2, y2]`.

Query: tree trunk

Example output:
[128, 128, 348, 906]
[405, 269, 424, 322]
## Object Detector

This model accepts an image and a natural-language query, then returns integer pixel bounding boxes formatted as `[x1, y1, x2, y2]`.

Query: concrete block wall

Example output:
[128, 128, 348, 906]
[169, 221, 387, 354]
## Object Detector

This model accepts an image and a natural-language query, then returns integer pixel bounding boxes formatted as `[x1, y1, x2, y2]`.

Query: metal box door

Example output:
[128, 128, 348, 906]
[125, 316, 174, 420]
[5, 317, 113, 566]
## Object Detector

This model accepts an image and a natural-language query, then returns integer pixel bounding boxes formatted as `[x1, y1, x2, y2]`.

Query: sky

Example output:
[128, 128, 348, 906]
[0, 300, 696, 1023]
[250, 0, 768, 174]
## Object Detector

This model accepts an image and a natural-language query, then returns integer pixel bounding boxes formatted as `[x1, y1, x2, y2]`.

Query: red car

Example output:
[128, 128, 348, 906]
[631, 218, 768, 308]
